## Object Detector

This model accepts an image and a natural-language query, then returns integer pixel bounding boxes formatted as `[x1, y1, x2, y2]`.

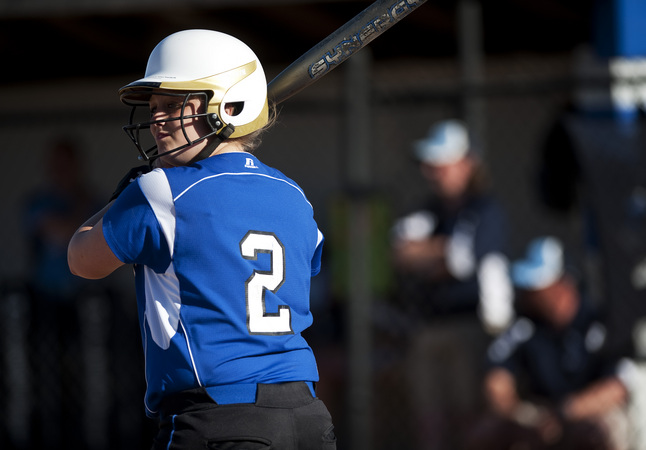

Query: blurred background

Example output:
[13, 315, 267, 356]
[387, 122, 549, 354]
[1, 0, 646, 449]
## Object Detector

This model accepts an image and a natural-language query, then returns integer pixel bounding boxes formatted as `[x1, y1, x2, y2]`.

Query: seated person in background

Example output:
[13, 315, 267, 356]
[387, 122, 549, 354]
[464, 236, 636, 450]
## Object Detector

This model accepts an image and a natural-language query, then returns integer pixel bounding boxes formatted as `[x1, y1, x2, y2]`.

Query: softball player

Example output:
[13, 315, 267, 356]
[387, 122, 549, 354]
[68, 29, 336, 450]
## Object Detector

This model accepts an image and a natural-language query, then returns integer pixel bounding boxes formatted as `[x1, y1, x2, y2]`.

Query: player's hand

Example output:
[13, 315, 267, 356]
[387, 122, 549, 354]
[109, 165, 152, 201]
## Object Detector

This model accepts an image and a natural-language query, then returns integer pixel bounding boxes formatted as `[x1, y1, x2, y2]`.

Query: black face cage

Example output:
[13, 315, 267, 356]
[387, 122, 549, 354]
[122, 91, 231, 162]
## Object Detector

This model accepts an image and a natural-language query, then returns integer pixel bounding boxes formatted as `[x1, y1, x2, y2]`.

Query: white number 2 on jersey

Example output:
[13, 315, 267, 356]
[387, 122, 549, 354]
[240, 231, 293, 335]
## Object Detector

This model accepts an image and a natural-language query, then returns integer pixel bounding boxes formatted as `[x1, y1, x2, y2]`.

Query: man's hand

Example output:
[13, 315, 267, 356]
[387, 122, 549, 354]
[392, 236, 448, 279]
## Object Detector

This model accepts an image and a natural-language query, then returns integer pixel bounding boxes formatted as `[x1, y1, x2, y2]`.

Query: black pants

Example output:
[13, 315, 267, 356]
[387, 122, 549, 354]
[153, 382, 337, 450]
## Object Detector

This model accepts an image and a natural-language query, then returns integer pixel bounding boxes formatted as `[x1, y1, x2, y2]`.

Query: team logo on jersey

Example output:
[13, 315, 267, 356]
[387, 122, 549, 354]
[245, 157, 259, 169]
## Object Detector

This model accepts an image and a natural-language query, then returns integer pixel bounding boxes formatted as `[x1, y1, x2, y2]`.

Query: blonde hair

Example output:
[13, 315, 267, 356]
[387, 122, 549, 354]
[228, 102, 278, 153]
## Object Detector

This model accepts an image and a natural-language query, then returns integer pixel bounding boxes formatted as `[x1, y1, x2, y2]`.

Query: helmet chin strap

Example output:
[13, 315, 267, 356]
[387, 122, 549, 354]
[188, 123, 235, 164]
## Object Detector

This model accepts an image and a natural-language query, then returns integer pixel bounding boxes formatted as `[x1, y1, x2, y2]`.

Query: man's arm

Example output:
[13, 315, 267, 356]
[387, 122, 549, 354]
[68, 201, 124, 279]
[483, 367, 520, 417]
[560, 376, 628, 420]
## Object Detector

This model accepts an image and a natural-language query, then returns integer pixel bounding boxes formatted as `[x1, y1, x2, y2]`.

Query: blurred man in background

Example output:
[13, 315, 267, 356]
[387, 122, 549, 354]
[22, 137, 103, 448]
[391, 119, 514, 450]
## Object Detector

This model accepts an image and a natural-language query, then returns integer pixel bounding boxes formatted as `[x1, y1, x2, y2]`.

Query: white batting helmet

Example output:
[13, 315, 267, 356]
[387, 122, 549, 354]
[119, 29, 269, 160]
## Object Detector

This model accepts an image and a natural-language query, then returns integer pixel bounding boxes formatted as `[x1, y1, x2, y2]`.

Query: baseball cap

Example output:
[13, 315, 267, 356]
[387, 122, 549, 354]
[511, 236, 564, 290]
[413, 119, 470, 165]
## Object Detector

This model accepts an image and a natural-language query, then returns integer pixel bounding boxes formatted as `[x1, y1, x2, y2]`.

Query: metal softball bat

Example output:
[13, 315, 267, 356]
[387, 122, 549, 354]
[267, 0, 428, 105]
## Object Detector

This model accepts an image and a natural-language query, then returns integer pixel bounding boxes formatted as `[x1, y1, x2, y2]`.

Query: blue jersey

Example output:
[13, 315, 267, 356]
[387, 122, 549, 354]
[103, 152, 323, 417]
